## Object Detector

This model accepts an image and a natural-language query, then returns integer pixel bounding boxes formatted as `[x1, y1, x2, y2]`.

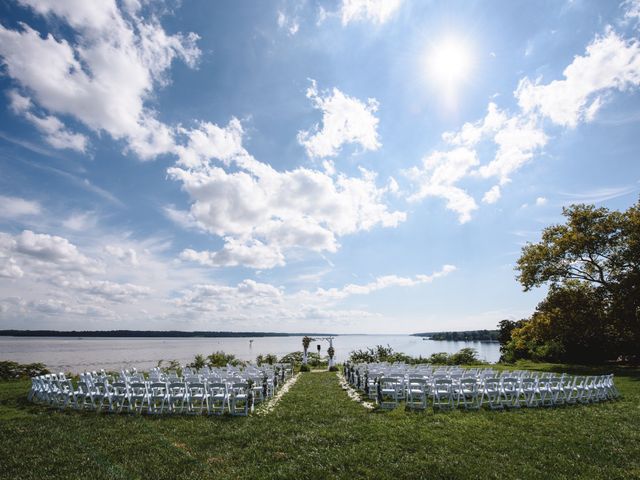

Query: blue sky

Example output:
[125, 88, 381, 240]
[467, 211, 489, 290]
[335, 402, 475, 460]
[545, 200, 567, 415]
[0, 0, 639, 333]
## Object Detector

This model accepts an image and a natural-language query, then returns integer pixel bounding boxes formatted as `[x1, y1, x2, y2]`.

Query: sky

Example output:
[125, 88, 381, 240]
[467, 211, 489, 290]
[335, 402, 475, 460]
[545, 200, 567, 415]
[0, 0, 639, 334]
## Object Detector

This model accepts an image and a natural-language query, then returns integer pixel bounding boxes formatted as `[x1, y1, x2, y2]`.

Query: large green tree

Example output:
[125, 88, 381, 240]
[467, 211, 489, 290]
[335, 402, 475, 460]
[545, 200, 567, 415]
[509, 199, 640, 363]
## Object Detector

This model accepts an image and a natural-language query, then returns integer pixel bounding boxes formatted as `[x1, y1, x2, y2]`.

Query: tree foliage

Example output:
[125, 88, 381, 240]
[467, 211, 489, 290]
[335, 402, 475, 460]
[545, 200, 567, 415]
[504, 199, 640, 363]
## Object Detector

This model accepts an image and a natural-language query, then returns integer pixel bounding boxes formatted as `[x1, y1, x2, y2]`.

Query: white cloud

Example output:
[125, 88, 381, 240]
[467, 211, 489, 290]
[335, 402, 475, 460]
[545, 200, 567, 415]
[180, 239, 285, 270]
[516, 30, 640, 128]
[312, 265, 457, 299]
[298, 80, 381, 158]
[0, 258, 23, 279]
[56, 277, 151, 303]
[173, 265, 454, 323]
[535, 196, 547, 206]
[277, 11, 299, 36]
[407, 25, 640, 220]
[340, 0, 403, 25]
[104, 245, 139, 266]
[560, 185, 638, 204]
[169, 118, 404, 268]
[482, 185, 501, 204]
[8, 90, 88, 152]
[0, 195, 41, 218]
[405, 148, 479, 223]
[62, 212, 97, 232]
[0, 0, 200, 160]
[5, 230, 99, 274]
[622, 0, 640, 25]
[442, 102, 507, 147]
[476, 113, 547, 184]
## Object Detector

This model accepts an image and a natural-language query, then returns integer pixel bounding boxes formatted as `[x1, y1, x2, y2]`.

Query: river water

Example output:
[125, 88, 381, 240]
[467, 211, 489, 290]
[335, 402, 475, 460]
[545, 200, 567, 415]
[0, 335, 501, 373]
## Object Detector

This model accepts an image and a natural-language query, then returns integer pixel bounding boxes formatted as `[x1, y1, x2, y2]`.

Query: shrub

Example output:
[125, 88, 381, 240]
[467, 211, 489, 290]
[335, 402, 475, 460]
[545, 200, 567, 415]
[188, 354, 206, 370]
[0, 361, 50, 380]
[256, 353, 278, 366]
[279, 351, 303, 364]
[206, 351, 245, 368]
[299, 364, 311, 372]
[348, 346, 484, 365]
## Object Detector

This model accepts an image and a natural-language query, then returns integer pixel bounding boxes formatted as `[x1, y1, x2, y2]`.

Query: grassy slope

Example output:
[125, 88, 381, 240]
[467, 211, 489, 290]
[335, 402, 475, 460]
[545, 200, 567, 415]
[0, 363, 639, 480]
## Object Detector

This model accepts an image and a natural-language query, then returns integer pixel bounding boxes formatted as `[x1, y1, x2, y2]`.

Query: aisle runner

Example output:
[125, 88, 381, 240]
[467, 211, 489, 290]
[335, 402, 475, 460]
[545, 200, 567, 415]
[254, 373, 300, 416]
[337, 372, 375, 410]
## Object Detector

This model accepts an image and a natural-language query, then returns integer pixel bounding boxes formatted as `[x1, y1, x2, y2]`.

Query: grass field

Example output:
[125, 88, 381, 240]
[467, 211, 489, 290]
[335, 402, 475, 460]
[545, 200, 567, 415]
[1, 362, 639, 479]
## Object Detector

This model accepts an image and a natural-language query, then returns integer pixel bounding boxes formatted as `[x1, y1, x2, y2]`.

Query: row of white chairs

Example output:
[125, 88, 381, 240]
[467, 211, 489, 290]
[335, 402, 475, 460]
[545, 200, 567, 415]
[29, 364, 293, 416]
[345, 363, 620, 410]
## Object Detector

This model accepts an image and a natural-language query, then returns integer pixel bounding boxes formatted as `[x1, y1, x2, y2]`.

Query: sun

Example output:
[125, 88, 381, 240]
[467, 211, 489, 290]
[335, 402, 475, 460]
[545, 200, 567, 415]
[425, 36, 473, 96]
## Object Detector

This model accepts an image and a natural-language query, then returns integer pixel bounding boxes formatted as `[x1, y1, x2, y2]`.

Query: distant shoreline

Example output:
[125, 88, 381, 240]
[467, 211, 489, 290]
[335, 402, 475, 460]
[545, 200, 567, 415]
[0, 330, 338, 338]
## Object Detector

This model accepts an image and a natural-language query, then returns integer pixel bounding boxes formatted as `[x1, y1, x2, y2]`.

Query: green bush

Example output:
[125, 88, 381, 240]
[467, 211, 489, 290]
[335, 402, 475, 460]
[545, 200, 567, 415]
[299, 364, 311, 372]
[256, 353, 278, 366]
[206, 351, 245, 367]
[0, 361, 50, 380]
[348, 346, 484, 365]
[188, 354, 206, 370]
[279, 351, 303, 364]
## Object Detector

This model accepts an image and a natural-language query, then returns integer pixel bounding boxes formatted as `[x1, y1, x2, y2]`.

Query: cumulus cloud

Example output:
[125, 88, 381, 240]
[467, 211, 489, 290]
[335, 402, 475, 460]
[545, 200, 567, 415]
[0, 195, 41, 219]
[515, 30, 640, 128]
[173, 265, 454, 323]
[5, 230, 100, 274]
[482, 185, 501, 204]
[8, 90, 88, 152]
[405, 148, 479, 223]
[104, 245, 139, 266]
[340, 0, 404, 25]
[0, 0, 200, 159]
[407, 24, 639, 220]
[298, 80, 381, 158]
[312, 264, 457, 300]
[535, 196, 547, 206]
[180, 239, 285, 270]
[170, 118, 404, 269]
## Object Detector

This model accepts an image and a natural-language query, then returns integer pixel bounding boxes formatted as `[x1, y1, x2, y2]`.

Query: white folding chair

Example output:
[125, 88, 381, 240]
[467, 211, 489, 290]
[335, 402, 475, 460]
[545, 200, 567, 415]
[168, 382, 188, 414]
[456, 378, 479, 409]
[208, 382, 228, 415]
[433, 378, 454, 410]
[230, 382, 250, 416]
[406, 378, 428, 410]
[149, 382, 169, 414]
[187, 383, 208, 414]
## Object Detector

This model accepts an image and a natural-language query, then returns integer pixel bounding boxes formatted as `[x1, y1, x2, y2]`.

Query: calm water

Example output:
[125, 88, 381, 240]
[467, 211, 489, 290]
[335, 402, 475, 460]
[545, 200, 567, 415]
[0, 335, 500, 373]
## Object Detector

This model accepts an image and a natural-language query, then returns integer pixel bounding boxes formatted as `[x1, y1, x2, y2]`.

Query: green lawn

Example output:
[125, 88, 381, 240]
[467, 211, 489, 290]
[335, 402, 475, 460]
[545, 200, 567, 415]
[1, 363, 639, 479]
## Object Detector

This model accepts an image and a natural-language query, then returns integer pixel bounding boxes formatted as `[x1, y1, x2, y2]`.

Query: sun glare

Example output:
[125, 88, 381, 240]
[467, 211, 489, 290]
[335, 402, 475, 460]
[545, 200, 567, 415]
[425, 36, 473, 95]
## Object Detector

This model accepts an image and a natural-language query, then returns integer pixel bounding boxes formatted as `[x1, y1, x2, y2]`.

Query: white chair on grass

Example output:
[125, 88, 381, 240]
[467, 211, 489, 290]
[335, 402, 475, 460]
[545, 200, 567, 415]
[456, 378, 480, 410]
[406, 378, 428, 410]
[433, 378, 454, 410]
[168, 382, 188, 414]
[378, 377, 401, 409]
[208, 382, 228, 415]
[111, 382, 132, 413]
[230, 382, 250, 416]
[480, 378, 503, 409]
[500, 377, 521, 408]
[518, 377, 539, 407]
[186, 383, 208, 414]
[129, 382, 150, 414]
[148, 382, 169, 414]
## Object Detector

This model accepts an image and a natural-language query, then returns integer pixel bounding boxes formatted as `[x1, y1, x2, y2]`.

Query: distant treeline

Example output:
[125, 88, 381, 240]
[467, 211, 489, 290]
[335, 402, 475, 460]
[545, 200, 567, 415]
[0, 330, 336, 338]
[413, 330, 499, 342]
